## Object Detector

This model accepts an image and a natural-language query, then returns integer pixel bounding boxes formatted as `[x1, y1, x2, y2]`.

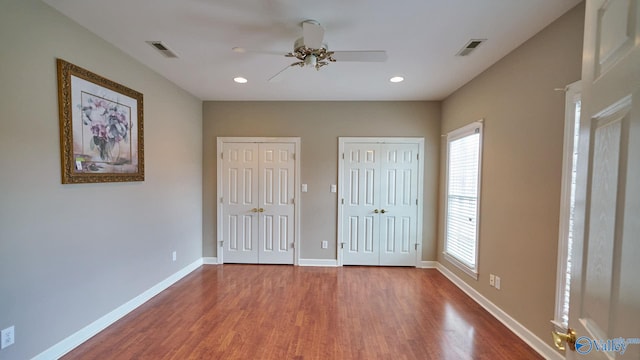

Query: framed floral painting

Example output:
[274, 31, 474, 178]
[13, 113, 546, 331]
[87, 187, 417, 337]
[57, 59, 144, 183]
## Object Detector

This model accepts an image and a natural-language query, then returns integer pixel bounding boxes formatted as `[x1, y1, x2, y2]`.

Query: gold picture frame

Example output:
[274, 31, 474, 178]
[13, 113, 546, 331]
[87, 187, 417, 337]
[57, 59, 144, 183]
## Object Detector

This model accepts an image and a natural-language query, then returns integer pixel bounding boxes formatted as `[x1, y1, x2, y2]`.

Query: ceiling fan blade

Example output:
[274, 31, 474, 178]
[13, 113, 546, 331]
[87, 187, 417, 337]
[268, 64, 294, 82]
[232, 47, 284, 56]
[302, 20, 324, 49]
[331, 51, 388, 62]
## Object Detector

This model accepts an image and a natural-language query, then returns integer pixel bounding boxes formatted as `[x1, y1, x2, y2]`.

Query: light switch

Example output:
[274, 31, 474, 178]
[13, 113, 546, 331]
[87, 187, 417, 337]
[330, 184, 337, 193]
[301, 184, 308, 192]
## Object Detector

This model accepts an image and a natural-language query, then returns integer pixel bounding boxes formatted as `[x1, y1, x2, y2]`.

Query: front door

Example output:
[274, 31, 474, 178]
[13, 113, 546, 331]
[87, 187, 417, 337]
[565, 1, 640, 358]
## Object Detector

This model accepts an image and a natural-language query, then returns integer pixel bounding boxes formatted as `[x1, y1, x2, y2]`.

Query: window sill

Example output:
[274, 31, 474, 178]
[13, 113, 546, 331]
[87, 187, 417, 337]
[443, 252, 478, 280]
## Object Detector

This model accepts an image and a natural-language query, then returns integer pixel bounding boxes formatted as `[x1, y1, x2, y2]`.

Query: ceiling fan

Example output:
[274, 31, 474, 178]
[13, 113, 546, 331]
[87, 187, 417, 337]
[268, 20, 387, 82]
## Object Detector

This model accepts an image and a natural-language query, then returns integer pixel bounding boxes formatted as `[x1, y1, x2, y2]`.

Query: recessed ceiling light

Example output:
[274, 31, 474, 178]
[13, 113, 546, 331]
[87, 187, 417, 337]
[232, 47, 246, 53]
[233, 77, 248, 84]
[390, 76, 404, 83]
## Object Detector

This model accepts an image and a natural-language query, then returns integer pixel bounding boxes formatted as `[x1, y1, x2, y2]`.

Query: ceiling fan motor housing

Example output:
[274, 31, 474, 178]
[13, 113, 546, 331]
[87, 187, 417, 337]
[294, 37, 327, 52]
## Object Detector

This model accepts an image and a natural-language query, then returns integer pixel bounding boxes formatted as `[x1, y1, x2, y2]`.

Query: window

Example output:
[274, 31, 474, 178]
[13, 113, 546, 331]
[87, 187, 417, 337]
[553, 81, 581, 330]
[444, 121, 483, 279]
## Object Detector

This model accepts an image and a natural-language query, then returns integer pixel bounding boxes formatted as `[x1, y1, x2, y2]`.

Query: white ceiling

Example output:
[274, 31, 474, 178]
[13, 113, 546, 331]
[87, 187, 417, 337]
[43, 0, 581, 101]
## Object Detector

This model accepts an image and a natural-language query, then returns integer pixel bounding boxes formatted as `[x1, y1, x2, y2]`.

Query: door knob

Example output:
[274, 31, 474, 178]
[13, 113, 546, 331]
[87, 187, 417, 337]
[374, 209, 379, 213]
[380, 209, 387, 214]
[552, 328, 576, 351]
[258, 208, 265, 212]
[251, 208, 258, 212]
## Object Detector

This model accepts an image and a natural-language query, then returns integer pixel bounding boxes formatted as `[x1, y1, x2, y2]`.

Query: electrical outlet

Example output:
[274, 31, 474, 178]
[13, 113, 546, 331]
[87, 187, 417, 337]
[489, 274, 495, 287]
[1, 326, 15, 349]
[172, 251, 177, 262]
[321, 241, 328, 249]
[495, 276, 501, 290]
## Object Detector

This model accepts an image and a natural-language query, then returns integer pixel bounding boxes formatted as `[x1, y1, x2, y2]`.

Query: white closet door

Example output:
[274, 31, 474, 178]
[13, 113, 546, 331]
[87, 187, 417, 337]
[221, 143, 259, 263]
[341, 140, 420, 266]
[220, 141, 295, 264]
[342, 143, 381, 265]
[258, 143, 295, 264]
[379, 143, 419, 266]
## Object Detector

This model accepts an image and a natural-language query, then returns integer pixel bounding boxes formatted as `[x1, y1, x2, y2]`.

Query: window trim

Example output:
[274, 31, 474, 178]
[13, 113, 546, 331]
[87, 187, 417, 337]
[553, 81, 581, 330]
[443, 120, 483, 280]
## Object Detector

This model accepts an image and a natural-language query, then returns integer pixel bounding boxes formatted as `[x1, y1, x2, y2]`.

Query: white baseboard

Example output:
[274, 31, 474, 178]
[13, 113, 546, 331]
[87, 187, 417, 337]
[298, 258, 339, 267]
[202, 257, 219, 265]
[33, 258, 203, 360]
[33, 258, 559, 360]
[418, 260, 438, 268]
[435, 263, 562, 360]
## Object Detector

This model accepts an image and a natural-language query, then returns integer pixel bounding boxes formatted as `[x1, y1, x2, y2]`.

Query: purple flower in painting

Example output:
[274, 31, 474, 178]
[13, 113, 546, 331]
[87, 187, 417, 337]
[79, 96, 130, 161]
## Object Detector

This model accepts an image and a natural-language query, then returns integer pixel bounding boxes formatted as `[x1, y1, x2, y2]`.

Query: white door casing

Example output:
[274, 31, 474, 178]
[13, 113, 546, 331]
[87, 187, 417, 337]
[217, 138, 300, 265]
[566, 1, 640, 359]
[338, 138, 424, 266]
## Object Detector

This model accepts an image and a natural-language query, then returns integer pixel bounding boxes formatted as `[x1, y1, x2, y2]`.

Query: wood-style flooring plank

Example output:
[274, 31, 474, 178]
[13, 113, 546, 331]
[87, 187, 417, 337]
[62, 265, 544, 360]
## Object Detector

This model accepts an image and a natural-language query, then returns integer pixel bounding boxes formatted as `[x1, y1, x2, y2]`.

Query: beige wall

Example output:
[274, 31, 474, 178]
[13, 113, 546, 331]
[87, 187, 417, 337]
[439, 2, 584, 350]
[0, 1, 203, 359]
[203, 101, 440, 260]
[0, 0, 586, 357]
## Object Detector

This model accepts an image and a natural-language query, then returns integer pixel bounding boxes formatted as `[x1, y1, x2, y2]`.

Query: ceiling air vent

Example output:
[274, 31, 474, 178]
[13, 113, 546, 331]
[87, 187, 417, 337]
[456, 39, 486, 56]
[146, 41, 178, 58]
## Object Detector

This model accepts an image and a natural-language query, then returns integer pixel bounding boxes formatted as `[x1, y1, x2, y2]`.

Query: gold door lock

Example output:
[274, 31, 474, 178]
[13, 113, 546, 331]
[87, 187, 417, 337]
[552, 328, 576, 351]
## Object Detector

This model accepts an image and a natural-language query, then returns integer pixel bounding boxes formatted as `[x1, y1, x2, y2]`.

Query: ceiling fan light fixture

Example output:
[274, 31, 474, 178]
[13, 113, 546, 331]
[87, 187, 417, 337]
[233, 77, 248, 84]
[304, 54, 317, 68]
[390, 76, 404, 83]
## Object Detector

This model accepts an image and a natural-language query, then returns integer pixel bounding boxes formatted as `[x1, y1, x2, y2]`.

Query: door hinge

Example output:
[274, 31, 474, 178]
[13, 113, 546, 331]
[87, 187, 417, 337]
[342, 153, 345, 159]
[416, 199, 418, 205]
[221, 152, 223, 159]
[292, 198, 295, 204]
[340, 242, 345, 249]
[415, 243, 419, 250]
[220, 197, 223, 204]
[417, 153, 419, 160]
[341, 198, 344, 205]
[291, 242, 295, 249]
[293, 153, 296, 160]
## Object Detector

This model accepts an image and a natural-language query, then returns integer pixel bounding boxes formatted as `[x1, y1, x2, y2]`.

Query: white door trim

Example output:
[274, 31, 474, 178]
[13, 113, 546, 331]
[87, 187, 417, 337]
[216, 137, 301, 265]
[337, 137, 425, 267]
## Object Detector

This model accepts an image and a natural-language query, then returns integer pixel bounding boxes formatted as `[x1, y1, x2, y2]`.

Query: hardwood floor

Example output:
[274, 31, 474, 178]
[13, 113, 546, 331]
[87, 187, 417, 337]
[63, 265, 543, 360]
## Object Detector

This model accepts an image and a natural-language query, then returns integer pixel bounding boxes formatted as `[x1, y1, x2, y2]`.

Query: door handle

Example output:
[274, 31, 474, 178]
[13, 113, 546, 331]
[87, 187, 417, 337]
[552, 328, 576, 351]
[251, 208, 258, 213]
[258, 208, 265, 212]
[380, 209, 387, 214]
[373, 209, 379, 214]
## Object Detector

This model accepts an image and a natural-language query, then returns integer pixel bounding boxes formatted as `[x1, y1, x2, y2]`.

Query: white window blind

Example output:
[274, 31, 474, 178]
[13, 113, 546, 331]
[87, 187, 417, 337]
[445, 122, 482, 276]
